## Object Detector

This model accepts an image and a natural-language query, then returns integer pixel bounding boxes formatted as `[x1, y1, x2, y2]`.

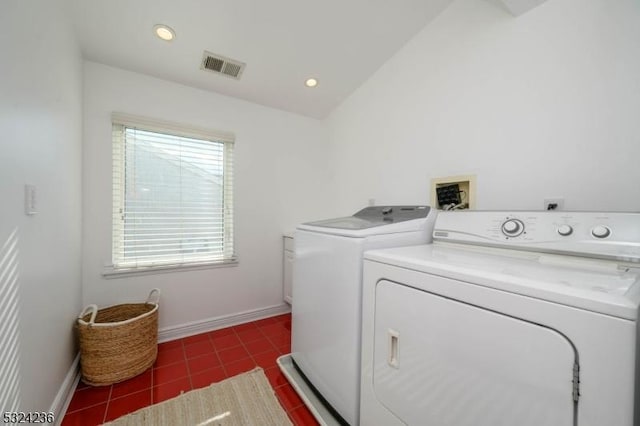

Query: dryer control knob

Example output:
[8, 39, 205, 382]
[557, 224, 573, 236]
[591, 225, 611, 239]
[502, 219, 524, 237]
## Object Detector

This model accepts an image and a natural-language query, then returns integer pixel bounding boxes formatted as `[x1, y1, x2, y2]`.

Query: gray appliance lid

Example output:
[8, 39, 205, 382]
[305, 206, 430, 230]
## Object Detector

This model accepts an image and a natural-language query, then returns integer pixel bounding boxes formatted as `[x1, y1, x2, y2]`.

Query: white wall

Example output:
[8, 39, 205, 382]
[0, 0, 83, 413]
[82, 62, 330, 330]
[326, 0, 640, 213]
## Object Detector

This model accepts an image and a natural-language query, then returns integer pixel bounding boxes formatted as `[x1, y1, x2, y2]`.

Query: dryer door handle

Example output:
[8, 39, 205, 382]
[388, 329, 400, 369]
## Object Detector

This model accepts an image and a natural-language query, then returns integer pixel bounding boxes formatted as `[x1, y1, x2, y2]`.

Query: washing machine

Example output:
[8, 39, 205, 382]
[278, 205, 437, 425]
[360, 211, 640, 426]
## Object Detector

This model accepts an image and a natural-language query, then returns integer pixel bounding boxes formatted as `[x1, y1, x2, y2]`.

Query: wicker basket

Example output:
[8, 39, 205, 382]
[77, 289, 160, 386]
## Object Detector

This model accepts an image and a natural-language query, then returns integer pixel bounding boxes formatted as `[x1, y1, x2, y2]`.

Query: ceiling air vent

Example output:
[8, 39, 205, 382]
[200, 51, 245, 80]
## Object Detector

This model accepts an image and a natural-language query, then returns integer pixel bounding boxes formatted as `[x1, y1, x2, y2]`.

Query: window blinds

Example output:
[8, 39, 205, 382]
[112, 114, 235, 269]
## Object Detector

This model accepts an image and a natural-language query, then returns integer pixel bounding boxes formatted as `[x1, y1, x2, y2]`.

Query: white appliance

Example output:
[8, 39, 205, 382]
[360, 211, 640, 426]
[278, 206, 437, 425]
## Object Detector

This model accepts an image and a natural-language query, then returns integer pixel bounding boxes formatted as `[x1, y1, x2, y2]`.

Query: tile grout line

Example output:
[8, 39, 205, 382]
[234, 322, 261, 371]
[254, 320, 283, 353]
[150, 348, 156, 405]
[183, 337, 195, 392]
[259, 317, 299, 414]
[152, 339, 187, 403]
[209, 330, 227, 377]
[264, 326, 289, 354]
[102, 385, 113, 424]
[211, 329, 233, 379]
[254, 330, 307, 418]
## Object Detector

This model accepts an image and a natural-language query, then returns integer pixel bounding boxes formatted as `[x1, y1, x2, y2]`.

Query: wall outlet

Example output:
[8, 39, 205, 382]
[544, 197, 564, 211]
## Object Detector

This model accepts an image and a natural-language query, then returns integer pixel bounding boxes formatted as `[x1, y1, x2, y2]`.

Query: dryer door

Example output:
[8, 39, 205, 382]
[372, 279, 577, 426]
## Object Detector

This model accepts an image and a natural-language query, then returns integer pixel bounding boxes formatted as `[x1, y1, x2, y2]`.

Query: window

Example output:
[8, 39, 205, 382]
[109, 113, 235, 273]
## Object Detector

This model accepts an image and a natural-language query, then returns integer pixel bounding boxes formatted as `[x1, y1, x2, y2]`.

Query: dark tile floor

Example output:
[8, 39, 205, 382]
[62, 313, 318, 425]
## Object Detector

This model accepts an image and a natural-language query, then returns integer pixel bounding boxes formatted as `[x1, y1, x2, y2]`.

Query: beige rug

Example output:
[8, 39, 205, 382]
[103, 368, 293, 426]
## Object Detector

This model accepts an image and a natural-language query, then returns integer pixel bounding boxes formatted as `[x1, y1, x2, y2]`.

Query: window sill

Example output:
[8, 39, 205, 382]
[102, 259, 238, 279]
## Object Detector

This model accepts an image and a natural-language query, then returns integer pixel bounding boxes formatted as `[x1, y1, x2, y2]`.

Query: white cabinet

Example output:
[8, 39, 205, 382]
[283, 234, 294, 304]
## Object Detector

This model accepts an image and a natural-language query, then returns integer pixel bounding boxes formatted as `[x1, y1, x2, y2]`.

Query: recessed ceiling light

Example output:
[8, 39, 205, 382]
[305, 78, 318, 88]
[154, 24, 175, 41]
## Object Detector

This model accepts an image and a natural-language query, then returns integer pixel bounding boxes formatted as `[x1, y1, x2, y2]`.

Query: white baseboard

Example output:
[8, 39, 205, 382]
[158, 303, 291, 343]
[50, 353, 80, 426]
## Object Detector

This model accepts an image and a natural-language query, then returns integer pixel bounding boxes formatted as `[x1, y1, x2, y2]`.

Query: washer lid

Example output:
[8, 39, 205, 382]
[298, 206, 433, 237]
[365, 244, 640, 320]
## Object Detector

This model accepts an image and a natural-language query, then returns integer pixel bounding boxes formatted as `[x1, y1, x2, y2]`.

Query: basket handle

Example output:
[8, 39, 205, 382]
[146, 288, 161, 305]
[79, 304, 98, 324]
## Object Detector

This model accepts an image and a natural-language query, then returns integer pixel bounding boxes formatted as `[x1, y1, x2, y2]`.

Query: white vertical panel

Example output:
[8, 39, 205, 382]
[0, 229, 22, 418]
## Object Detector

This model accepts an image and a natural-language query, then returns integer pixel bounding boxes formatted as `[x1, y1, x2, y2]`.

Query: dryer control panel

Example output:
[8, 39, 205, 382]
[433, 211, 640, 263]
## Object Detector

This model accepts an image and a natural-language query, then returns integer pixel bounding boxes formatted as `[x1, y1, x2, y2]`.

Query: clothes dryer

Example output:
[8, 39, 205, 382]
[361, 211, 640, 426]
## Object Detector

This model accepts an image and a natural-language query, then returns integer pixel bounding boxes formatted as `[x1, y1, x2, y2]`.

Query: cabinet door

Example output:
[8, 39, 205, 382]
[372, 279, 576, 426]
[283, 249, 293, 304]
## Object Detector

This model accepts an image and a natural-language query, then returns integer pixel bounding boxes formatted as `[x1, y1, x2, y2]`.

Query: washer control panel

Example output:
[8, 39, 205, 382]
[591, 225, 611, 239]
[501, 219, 525, 237]
[557, 224, 573, 236]
[433, 211, 640, 262]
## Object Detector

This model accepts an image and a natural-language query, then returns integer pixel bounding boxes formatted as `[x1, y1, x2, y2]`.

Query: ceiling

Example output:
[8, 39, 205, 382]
[67, 0, 454, 119]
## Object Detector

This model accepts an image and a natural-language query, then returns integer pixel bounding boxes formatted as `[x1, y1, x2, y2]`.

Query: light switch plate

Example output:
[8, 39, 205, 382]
[25, 184, 37, 215]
